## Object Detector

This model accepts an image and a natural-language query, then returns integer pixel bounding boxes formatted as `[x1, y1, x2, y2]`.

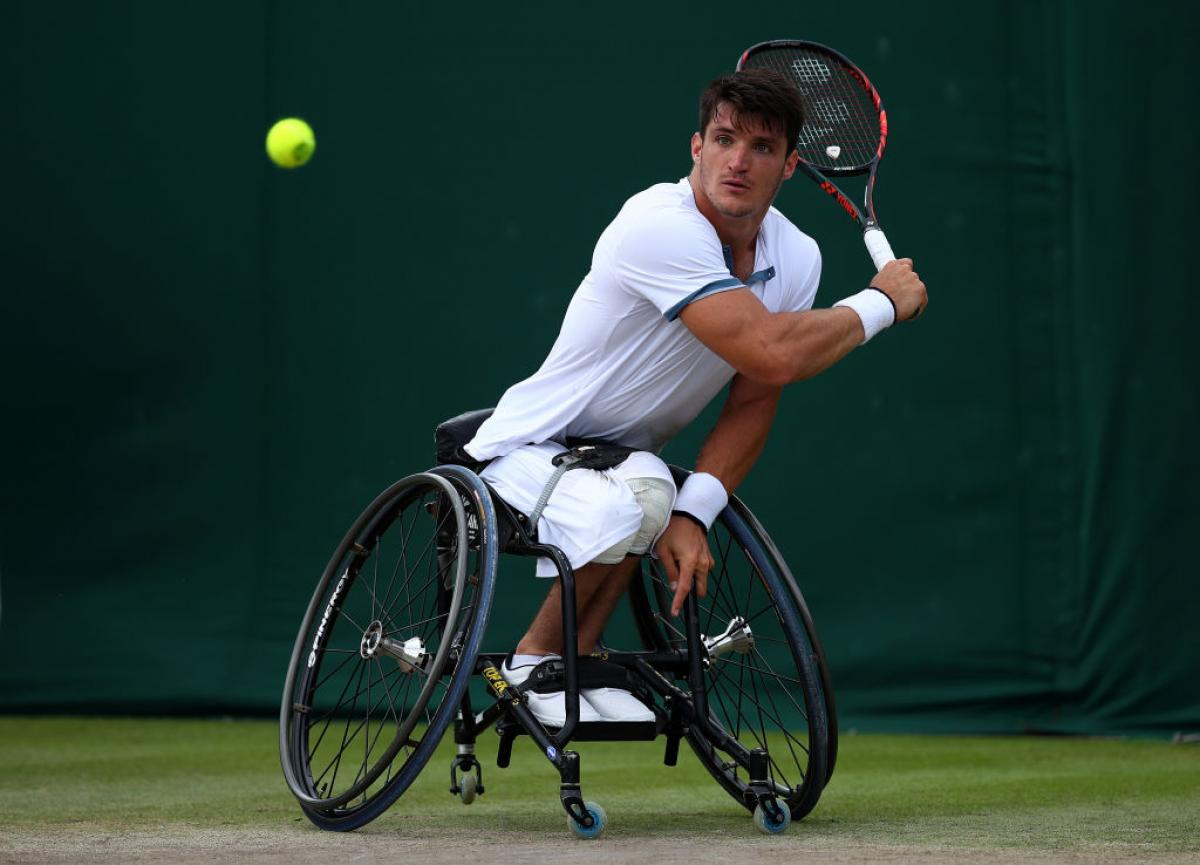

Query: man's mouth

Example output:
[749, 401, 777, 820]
[722, 178, 750, 191]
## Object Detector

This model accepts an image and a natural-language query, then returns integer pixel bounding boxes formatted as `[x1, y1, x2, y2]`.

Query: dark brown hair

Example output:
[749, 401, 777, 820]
[698, 68, 804, 153]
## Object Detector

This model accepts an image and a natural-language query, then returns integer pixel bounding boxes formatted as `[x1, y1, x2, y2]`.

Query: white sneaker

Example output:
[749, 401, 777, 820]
[501, 655, 603, 727]
[582, 687, 656, 722]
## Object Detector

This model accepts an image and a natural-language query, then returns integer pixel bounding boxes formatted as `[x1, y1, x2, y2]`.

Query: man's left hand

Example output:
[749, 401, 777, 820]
[655, 515, 714, 617]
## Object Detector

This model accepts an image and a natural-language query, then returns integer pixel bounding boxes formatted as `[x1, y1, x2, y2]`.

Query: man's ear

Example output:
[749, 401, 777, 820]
[691, 131, 703, 163]
[782, 149, 800, 180]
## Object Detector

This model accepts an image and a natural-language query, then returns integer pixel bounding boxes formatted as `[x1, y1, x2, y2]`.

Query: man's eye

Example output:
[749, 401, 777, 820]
[755, 143, 771, 152]
[715, 135, 732, 145]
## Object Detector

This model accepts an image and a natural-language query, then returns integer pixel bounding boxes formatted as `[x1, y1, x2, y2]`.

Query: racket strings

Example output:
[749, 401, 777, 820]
[743, 49, 881, 171]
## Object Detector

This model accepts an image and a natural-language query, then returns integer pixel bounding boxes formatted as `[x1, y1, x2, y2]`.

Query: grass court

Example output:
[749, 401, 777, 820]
[2, 716, 1197, 863]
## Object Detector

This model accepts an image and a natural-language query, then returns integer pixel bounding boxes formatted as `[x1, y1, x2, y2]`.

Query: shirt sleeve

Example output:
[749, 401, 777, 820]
[611, 210, 745, 321]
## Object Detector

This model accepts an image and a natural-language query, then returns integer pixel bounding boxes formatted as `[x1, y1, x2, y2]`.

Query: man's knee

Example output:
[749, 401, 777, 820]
[594, 476, 676, 563]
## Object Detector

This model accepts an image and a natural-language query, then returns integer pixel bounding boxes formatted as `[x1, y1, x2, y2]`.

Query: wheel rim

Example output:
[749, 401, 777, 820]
[281, 472, 474, 811]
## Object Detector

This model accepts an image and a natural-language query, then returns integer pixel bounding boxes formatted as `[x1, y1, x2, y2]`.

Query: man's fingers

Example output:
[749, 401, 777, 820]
[694, 552, 713, 598]
[908, 277, 928, 320]
[659, 542, 680, 588]
[671, 559, 695, 617]
[670, 575, 691, 617]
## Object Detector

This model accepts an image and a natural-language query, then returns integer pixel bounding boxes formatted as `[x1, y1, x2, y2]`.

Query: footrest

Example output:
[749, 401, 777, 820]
[548, 720, 659, 741]
[519, 656, 639, 694]
[495, 711, 663, 743]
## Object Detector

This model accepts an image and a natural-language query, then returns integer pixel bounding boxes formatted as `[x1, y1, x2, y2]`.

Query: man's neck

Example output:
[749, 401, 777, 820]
[686, 172, 766, 254]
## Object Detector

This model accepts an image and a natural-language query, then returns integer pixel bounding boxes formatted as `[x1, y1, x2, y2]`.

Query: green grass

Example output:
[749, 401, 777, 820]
[1, 716, 1198, 852]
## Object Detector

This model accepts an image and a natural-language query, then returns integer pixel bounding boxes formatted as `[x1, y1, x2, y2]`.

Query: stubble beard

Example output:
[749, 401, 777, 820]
[700, 159, 786, 221]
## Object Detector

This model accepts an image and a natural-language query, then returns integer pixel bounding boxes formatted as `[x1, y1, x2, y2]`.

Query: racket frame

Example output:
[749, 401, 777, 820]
[736, 39, 894, 268]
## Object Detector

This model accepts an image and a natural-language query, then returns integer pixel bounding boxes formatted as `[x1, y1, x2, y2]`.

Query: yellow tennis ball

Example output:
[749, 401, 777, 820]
[265, 118, 315, 168]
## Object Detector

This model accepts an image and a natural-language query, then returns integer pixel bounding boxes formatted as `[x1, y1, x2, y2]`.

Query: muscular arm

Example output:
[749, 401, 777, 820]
[677, 259, 927, 386]
[694, 373, 782, 492]
[679, 291, 862, 386]
[657, 374, 782, 615]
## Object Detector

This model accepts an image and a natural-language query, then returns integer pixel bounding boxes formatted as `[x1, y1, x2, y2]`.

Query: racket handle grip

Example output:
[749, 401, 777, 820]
[863, 226, 896, 272]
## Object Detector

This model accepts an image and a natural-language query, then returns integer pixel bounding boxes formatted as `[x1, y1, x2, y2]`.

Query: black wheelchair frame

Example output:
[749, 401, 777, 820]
[279, 442, 838, 838]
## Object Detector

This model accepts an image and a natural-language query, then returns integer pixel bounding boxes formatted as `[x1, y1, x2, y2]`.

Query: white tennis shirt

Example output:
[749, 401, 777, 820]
[465, 177, 822, 461]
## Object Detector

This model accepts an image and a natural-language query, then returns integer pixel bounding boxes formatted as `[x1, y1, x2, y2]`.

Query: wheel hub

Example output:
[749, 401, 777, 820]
[360, 621, 430, 674]
[359, 620, 385, 658]
[703, 616, 755, 662]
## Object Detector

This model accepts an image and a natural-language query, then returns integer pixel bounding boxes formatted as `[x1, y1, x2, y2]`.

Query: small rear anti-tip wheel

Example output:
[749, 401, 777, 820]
[753, 800, 792, 835]
[567, 801, 608, 840]
[279, 465, 497, 831]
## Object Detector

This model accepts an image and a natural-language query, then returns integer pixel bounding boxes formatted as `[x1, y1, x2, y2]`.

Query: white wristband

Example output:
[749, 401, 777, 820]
[834, 288, 896, 344]
[673, 472, 729, 530]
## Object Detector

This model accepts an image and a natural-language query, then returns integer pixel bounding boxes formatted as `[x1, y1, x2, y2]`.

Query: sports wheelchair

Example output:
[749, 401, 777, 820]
[279, 410, 837, 839]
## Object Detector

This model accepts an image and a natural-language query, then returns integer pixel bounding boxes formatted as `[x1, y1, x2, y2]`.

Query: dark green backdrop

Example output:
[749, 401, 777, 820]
[3, 1, 1197, 737]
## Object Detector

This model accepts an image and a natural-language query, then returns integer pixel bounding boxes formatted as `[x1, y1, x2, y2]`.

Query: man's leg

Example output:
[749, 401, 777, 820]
[514, 560, 620, 656]
[575, 555, 641, 654]
[514, 555, 642, 656]
[507, 560, 626, 726]
[501, 454, 672, 723]
[509, 555, 652, 724]
[573, 555, 654, 722]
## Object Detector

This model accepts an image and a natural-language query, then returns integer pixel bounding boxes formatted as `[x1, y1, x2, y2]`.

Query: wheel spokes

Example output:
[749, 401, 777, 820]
[645, 517, 816, 800]
[295, 484, 469, 805]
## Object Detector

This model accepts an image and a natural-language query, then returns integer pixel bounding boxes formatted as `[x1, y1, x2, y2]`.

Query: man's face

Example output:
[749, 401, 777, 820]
[691, 103, 799, 220]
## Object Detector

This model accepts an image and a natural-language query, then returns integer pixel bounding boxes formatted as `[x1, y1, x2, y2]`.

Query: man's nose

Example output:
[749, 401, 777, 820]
[728, 143, 749, 171]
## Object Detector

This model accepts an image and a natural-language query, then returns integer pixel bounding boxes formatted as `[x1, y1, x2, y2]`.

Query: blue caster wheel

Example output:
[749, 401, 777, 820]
[753, 800, 792, 835]
[567, 801, 607, 840]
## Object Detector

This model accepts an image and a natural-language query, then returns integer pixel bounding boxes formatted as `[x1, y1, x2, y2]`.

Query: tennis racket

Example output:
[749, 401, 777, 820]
[737, 40, 896, 272]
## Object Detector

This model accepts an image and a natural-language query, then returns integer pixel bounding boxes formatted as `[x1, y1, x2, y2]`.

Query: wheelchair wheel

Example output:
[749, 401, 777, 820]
[631, 488, 837, 821]
[279, 465, 497, 830]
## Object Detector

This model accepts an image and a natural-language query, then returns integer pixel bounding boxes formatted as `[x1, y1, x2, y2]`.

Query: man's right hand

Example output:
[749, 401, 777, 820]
[870, 258, 928, 321]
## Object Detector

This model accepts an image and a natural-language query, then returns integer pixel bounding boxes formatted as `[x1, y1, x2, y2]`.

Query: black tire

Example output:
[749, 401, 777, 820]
[631, 486, 836, 821]
[279, 465, 497, 830]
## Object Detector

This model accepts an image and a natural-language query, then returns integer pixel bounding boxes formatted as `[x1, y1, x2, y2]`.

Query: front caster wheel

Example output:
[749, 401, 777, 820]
[567, 801, 608, 840]
[753, 800, 792, 835]
[458, 773, 478, 805]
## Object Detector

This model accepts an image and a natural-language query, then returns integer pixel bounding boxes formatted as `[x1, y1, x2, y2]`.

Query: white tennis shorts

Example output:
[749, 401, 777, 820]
[480, 442, 677, 577]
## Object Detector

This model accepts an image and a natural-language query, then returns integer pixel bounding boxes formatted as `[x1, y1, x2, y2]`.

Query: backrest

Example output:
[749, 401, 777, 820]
[434, 408, 560, 559]
[434, 407, 495, 468]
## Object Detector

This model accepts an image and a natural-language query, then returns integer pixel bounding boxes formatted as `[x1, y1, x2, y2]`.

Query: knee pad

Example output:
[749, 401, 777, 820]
[593, 542, 632, 565]
[593, 476, 676, 564]
[626, 476, 676, 556]
[626, 477, 676, 555]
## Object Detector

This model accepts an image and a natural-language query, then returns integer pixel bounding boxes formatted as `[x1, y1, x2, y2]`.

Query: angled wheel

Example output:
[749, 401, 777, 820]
[631, 474, 836, 821]
[567, 801, 608, 840]
[279, 465, 497, 830]
[754, 800, 792, 835]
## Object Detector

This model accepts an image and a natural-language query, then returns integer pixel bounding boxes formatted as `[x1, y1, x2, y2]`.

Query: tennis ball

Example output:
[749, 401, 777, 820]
[265, 118, 315, 168]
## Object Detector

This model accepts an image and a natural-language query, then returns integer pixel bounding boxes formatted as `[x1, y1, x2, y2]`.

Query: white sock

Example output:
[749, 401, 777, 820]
[509, 653, 551, 668]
